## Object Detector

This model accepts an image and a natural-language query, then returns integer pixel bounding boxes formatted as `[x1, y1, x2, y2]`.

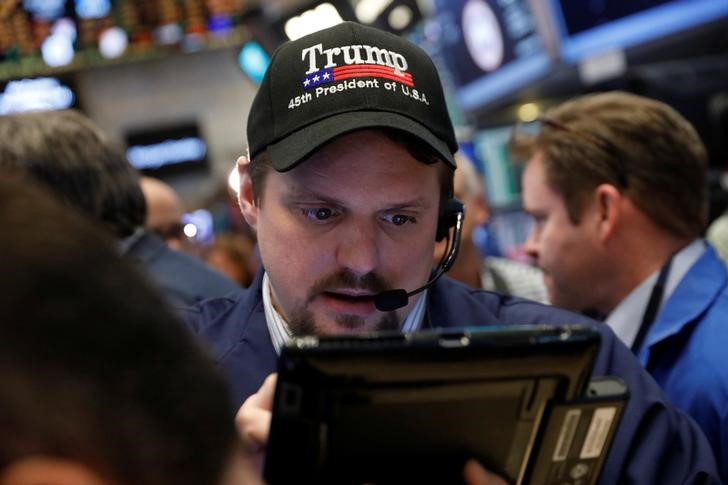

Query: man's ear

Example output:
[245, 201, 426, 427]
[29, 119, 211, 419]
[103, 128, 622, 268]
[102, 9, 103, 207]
[471, 193, 490, 226]
[0, 456, 108, 485]
[592, 183, 622, 243]
[237, 156, 258, 231]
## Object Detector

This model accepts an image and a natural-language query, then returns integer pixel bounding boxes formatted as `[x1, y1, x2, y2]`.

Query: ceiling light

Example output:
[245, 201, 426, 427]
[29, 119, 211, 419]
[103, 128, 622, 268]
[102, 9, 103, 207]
[354, 0, 393, 24]
[517, 102, 540, 122]
[388, 5, 413, 30]
[284, 3, 343, 40]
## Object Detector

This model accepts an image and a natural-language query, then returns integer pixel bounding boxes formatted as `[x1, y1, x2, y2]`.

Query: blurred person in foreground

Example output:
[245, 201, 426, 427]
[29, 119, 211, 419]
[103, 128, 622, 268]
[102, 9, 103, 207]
[0, 170, 241, 485]
[183, 22, 721, 484]
[513, 90, 728, 476]
[0, 109, 238, 306]
[433, 153, 548, 303]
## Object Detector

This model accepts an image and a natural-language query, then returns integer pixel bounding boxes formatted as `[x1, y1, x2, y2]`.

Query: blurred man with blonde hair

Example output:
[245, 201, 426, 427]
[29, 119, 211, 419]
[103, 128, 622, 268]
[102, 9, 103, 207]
[514, 91, 728, 476]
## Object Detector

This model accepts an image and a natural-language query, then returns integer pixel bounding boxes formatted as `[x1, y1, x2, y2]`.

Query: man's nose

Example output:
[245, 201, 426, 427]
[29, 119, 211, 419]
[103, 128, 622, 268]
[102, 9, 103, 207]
[523, 229, 539, 262]
[335, 219, 380, 276]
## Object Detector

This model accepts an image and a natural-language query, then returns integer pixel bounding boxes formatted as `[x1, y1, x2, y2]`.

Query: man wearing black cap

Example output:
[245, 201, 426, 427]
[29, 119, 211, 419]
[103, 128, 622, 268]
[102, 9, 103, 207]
[184, 22, 721, 483]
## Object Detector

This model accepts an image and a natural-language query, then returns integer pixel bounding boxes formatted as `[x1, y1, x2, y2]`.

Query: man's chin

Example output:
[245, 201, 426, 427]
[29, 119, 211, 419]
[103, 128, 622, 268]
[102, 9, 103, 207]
[287, 304, 400, 337]
[316, 316, 391, 336]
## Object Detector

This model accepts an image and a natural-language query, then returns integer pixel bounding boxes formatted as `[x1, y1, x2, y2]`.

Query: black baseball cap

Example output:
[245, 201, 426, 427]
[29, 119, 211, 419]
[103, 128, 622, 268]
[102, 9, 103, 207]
[247, 21, 457, 171]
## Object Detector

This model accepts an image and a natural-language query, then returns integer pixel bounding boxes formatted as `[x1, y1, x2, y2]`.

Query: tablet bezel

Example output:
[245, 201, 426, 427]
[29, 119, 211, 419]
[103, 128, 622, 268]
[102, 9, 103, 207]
[264, 324, 601, 484]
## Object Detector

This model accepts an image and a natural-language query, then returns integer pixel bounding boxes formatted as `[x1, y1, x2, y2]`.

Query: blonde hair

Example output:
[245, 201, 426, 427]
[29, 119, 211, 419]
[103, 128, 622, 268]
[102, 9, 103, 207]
[510, 91, 708, 237]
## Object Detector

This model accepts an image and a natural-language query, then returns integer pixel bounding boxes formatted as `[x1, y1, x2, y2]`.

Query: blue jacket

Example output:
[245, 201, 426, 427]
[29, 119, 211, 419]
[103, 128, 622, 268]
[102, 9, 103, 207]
[640, 244, 728, 478]
[184, 271, 722, 484]
[126, 230, 239, 306]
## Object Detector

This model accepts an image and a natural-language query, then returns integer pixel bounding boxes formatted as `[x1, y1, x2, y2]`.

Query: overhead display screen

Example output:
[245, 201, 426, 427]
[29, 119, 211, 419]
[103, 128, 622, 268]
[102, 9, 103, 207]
[0, 76, 78, 114]
[549, 0, 728, 63]
[1, 0, 248, 81]
[434, 0, 551, 112]
[125, 122, 209, 178]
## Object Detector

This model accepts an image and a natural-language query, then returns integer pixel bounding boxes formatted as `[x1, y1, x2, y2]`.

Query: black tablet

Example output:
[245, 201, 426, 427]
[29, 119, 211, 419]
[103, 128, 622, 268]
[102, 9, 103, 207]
[264, 325, 609, 484]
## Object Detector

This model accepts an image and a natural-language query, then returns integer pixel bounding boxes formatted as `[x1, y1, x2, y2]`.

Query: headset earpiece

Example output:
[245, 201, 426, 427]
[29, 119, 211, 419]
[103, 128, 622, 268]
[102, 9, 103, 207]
[436, 198, 464, 242]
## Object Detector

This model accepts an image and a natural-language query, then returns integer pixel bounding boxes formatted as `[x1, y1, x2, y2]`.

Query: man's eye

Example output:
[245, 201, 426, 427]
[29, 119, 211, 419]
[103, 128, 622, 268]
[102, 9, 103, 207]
[384, 214, 416, 226]
[530, 216, 545, 231]
[302, 208, 334, 221]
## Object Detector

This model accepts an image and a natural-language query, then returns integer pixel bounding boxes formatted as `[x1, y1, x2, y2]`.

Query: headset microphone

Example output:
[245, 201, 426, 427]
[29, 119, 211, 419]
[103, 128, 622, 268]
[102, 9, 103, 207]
[374, 201, 463, 312]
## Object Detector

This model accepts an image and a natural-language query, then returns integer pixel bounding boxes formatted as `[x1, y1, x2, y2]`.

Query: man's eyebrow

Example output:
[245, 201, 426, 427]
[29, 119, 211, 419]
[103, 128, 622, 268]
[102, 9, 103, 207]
[385, 197, 433, 210]
[284, 187, 433, 209]
[283, 186, 341, 204]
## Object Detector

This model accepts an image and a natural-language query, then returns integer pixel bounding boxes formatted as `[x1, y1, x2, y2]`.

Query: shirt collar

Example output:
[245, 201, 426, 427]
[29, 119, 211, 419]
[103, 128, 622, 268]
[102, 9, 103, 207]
[605, 239, 705, 347]
[262, 272, 427, 355]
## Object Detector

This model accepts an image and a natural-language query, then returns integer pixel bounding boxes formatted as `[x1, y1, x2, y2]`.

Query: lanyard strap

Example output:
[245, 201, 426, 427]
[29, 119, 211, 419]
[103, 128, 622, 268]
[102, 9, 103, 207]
[631, 257, 674, 354]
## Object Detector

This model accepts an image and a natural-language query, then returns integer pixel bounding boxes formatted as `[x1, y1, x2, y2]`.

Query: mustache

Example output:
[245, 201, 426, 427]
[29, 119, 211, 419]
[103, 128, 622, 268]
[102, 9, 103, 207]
[307, 270, 391, 302]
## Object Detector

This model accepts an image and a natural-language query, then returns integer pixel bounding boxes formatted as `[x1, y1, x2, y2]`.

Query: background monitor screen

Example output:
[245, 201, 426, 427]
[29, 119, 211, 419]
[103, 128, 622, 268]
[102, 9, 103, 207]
[0, 76, 78, 115]
[472, 125, 522, 210]
[470, 126, 534, 260]
[125, 122, 209, 178]
[433, 0, 551, 112]
[549, 0, 728, 63]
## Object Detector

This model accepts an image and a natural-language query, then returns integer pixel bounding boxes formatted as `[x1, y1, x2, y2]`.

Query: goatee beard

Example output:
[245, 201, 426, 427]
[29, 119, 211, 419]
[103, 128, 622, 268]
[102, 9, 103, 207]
[286, 270, 401, 336]
[287, 307, 400, 336]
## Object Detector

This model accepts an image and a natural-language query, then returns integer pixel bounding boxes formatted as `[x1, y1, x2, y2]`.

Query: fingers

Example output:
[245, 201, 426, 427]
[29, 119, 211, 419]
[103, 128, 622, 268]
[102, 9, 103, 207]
[257, 373, 277, 410]
[235, 373, 277, 452]
[463, 459, 509, 485]
[230, 373, 277, 485]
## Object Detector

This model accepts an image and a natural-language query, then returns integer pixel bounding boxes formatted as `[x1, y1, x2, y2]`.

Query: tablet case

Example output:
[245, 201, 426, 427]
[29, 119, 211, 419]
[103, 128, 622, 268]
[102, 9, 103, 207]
[264, 325, 627, 484]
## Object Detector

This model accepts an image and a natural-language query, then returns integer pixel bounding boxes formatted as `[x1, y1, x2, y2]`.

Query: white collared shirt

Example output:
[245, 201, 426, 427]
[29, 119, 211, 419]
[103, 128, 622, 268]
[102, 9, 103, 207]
[262, 272, 427, 354]
[606, 239, 706, 347]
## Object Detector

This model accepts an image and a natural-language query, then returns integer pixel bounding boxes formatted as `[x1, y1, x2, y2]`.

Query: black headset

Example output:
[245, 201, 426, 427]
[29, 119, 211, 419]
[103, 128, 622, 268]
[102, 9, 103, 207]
[436, 198, 465, 242]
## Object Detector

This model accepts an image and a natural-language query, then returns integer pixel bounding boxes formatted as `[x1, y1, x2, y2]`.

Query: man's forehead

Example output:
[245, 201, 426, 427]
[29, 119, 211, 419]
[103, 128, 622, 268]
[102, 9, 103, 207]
[273, 154, 439, 207]
[523, 159, 571, 216]
[524, 152, 548, 184]
[279, 167, 436, 197]
[522, 157, 550, 201]
[294, 130, 431, 170]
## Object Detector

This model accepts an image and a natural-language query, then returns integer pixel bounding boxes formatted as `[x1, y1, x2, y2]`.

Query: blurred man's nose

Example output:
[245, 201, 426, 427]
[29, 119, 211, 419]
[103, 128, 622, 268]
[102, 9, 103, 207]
[523, 229, 539, 263]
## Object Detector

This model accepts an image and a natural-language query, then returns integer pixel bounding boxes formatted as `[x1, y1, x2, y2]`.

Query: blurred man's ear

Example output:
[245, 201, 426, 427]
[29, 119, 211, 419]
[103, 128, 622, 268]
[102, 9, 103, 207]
[237, 156, 258, 231]
[0, 457, 108, 485]
[471, 193, 491, 227]
[592, 183, 622, 243]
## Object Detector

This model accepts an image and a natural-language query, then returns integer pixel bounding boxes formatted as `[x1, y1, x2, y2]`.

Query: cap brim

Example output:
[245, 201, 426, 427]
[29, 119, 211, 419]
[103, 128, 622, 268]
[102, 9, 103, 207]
[267, 111, 456, 172]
